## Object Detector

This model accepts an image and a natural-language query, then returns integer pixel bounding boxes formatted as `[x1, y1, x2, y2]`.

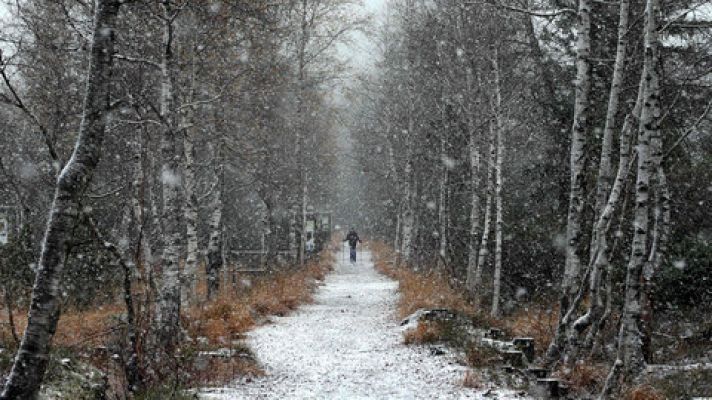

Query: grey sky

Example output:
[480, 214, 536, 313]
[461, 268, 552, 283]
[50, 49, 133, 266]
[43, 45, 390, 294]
[341, 0, 387, 74]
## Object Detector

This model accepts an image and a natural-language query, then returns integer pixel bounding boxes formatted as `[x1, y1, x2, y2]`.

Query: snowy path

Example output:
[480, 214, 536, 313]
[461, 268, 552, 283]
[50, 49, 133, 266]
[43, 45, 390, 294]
[200, 249, 521, 399]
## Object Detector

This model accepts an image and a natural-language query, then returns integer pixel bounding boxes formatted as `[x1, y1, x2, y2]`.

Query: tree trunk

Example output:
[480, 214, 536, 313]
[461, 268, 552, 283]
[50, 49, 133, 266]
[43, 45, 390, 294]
[386, 124, 402, 266]
[601, 0, 661, 395]
[436, 41, 449, 270]
[296, 0, 310, 267]
[182, 55, 199, 303]
[183, 122, 199, 305]
[85, 216, 141, 393]
[465, 66, 482, 298]
[465, 124, 482, 297]
[399, 100, 416, 266]
[546, 0, 593, 364]
[584, 77, 644, 357]
[474, 120, 496, 310]
[491, 49, 504, 318]
[288, 206, 298, 263]
[641, 166, 670, 362]
[564, 0, 631, 363]
[261, 191, 278, 267]
[156, 1, 183, 352]
[0, 2, 121, 397]
[206, 144, 224, 300]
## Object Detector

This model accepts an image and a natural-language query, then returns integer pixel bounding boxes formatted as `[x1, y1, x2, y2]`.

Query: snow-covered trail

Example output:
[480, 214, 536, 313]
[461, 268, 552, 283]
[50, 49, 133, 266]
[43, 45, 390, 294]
[200, 249, 514, 399]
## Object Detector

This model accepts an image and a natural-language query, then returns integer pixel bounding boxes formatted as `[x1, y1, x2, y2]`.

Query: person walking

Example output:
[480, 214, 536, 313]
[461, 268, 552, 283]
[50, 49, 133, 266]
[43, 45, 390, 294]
[344, 228, 362, 263]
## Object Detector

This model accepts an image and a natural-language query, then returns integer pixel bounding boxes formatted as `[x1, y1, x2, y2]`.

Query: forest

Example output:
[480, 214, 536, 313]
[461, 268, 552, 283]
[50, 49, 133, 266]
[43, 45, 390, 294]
[0, 0, 710, 399]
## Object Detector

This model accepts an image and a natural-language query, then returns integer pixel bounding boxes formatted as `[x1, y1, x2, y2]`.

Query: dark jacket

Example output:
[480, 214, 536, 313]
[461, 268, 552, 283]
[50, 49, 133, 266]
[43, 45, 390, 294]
[344, 230, 361, 248]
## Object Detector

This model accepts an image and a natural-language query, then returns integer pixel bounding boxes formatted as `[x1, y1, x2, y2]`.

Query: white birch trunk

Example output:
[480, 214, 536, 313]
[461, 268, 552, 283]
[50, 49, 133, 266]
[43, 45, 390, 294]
[182, 48, 199, 303]
[296, 0, 309, 266]
[206, 143, 224, 299]
[491, 50, 504, 318]
[585, 78, 645, 355]
[300, 175, 308, 265]
[465, 67, 482, 297]
[547, 0, 593, 363]
[601, 0, 661, 395]
[399, 100, 416, 266]
[562, 0, 592, 308]
[288, 206, 297, 262]
[399, 158, 415, 266]
[641, 166, 670, 360]
[437, 137, 449, 268]
[565, 0, 631, 362]
[183, 118, 198, 305]
[386, 124, 402, 266]
[436, 41, 449, 269]
[1, 2, 121, 397]
[156, 2, 183, 350]
[474, 121, 496, 310]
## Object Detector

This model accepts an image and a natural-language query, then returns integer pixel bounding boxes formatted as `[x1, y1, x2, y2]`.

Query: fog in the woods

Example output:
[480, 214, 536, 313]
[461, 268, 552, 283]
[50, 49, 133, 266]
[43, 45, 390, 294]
[0, 0, 710, 399]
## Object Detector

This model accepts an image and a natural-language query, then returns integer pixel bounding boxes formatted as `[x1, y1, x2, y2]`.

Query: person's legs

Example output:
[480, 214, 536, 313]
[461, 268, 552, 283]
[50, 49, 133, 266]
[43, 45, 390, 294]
[350, 246, 356, 262]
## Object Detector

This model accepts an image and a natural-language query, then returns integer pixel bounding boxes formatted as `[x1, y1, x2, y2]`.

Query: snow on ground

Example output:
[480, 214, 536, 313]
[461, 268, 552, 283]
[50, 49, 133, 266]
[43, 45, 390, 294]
[200, 249, 526, 399]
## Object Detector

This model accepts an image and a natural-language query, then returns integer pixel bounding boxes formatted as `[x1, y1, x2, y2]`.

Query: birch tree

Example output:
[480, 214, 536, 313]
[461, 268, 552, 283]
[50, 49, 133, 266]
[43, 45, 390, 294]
[547, 0, 593, 364]
[490, 48, 505, 318]
[155, 0, 183, 352]
[1, 1, 123, 397]
[563, 0, 634, 363]
[601, 0, 663, 394]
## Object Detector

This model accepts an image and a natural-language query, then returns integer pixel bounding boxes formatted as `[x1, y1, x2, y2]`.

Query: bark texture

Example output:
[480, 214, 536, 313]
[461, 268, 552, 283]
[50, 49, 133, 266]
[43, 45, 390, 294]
[156, 0, 183, 352]
[1, 1, 121, 397]
[601, 0, 662, 395]
[564, 0, 632, 363]
[547, 0, 593, 364]
[491, 49, 504, 318]
[206, 144, 224, 300]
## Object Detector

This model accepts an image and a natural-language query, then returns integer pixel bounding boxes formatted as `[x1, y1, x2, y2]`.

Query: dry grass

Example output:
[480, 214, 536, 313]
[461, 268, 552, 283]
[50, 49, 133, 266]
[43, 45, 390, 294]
[370, 242, 476, 320]
[186, 342, 265, 386]
[465, 344, 501, 368]
[185, 257, 332, 345]
[1, 304, 127, 350]
[402, 321, 443, 345]
[461, 370, 484, 389]
[1, 252, 334, 391]
[191, 356, 265, 385]
[554, 362, 608, 394]
[503, 306, 558, 357]
[623, 384, 666, 400]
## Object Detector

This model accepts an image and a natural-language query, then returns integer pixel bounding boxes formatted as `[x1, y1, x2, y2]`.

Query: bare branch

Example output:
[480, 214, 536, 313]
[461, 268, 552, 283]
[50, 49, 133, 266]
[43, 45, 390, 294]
[464, 0, 576, 18]
[114, 54, 161, 69]
[0, 52, 62, 168]
[663, 98, 712, 160]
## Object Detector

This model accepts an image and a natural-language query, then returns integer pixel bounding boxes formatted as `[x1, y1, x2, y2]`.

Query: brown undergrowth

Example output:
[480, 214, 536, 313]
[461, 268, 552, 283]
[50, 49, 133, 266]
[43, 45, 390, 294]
[370, 242, 476, 320]
[185, 256, 333, 346]
[503, 306, 558, 358]
[553, 362, 608, 395]
[1, 250, 335, 396]
[370, 241, 558, 365]
[402, 321, 444, 345]
[622, 384, 666, 400]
